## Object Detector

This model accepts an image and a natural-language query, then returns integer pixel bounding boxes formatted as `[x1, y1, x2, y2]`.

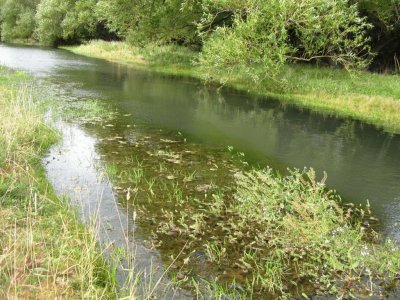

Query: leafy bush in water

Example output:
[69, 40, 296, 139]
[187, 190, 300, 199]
[200, 0, 372, 83]
[228, 168, 400, 295]
[157, 165, 400, 296]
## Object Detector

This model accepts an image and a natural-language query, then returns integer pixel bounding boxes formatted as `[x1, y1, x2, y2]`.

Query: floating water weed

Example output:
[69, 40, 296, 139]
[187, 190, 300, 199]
[204, 241, 227, 264]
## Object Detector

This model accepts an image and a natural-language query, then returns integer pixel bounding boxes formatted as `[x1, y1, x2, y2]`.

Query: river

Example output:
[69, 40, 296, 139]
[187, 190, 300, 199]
[1, 43, 400, 296]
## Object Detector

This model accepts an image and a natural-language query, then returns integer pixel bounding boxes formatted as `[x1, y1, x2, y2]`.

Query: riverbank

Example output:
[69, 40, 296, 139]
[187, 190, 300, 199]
[63, 40, 400, 134]
[0, 67, 117, 298]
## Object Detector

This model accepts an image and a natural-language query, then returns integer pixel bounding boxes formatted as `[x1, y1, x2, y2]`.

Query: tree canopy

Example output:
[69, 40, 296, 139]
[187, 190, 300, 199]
[35, 0, 97, 46]
[199, 0, 372, 82]
[0, 0, 39, 42]
[0, 0, 399, 74]
[356, 0, 400, 70]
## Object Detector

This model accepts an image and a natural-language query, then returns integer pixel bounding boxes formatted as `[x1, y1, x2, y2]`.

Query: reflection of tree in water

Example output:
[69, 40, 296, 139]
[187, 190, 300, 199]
[9, 43, 400, 244]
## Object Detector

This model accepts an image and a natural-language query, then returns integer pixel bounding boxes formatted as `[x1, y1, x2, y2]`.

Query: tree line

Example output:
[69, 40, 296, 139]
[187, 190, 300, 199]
[0, 0, 399, 80]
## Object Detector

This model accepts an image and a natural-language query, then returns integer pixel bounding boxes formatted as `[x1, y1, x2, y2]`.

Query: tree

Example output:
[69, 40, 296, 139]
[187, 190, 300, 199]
[35, 0, 71, 46]
[62, 0, 97, 41]
[199, 0, 372, 83]
[357, 0, 399, 28]
[127, 0, 202, 45]
[97, 0, 202, 45]
[96, 0, 135, 38]
[35, 0, 97, 46]
[356, 0, 400, 71]
[0, 0, 39, 42]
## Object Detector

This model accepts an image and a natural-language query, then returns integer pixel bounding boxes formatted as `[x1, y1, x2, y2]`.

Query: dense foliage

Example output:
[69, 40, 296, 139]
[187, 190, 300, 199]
[356, 0, 400, 70]
[35, 0, 97, 46]
[0, 0, 399, 73]
[0, 0, 38, 42]
[199, 0, 372, 82]
[96, 0, 201, 45]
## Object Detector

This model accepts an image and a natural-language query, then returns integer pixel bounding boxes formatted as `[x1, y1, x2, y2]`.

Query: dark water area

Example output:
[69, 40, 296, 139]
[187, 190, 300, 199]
[1, 43, 400, 240]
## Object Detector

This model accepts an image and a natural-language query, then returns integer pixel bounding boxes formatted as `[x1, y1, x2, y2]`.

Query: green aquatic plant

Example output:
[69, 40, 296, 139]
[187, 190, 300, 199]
[155, 167, 400, 297]
[204, 241, 227, 264]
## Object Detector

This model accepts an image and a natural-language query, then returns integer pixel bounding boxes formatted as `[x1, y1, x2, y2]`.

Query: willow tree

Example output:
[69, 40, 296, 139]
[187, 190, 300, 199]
[95, 0, 135, 38]
[97, 0, 202, 45]
[356, 0, 400, 71]
[0, 0, 39, 42]
[357, 0, 399, 28]
[35, 0, 97, 46]
[199, 0, 372, 83]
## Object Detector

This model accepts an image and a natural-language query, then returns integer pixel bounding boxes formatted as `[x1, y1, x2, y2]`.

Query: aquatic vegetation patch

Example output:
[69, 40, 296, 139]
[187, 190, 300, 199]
[86, 115, 400, 298]
[57, 98, 119, 125]
[155, 167, 400, 298]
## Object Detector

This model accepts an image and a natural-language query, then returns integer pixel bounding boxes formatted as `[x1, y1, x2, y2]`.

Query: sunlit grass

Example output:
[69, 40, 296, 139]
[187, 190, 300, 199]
[0, 68, 118, 298]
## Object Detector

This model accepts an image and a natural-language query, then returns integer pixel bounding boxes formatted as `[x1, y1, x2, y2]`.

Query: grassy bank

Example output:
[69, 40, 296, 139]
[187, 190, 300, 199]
[0, 67, 117, 298]
[63, 40, 400, 134]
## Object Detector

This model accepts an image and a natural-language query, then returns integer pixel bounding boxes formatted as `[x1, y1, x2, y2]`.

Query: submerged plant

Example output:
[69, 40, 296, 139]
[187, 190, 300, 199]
[155, 167, 400, 297]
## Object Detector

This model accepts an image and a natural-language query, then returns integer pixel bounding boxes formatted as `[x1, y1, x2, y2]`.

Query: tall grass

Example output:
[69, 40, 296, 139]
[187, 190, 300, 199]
[0, 69, 201, 299]
[0, 69, 120, 298]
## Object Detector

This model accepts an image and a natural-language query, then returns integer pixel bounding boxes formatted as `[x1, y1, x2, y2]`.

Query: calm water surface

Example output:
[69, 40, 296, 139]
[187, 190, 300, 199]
[1, 43, 400, 240]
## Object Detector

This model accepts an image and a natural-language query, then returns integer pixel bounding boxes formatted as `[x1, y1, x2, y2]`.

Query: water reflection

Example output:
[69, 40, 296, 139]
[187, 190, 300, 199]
[44, 121, 191, 298]
[1, 43, 400, 239]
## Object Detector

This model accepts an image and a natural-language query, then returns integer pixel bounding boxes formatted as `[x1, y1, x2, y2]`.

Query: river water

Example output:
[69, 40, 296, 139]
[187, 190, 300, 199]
[1, 43, 400, 235]
[1, 43, 400, 294]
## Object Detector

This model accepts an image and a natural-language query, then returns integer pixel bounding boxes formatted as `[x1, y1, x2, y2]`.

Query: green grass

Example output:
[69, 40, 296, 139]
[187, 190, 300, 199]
[0, 67, 118, 298]
[63, 40, 400, 134]
[0, 73, 193, 299]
